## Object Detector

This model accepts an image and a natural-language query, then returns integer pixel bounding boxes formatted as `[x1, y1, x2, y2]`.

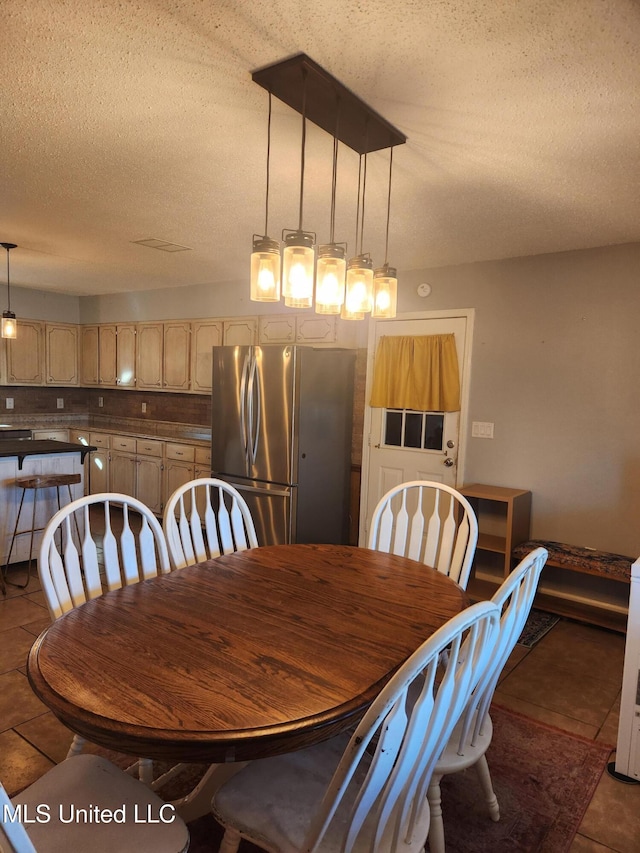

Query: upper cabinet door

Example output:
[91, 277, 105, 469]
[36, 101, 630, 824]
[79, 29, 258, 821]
[116, 324, 136, 387]
[46, 323, 79, 386]
[136, 323, 163, 389]
[163, 322, 191, 391]
[191, 320, 223, 394]
[223, 317, 258, 346]
[6, 320, 44, 385]
[98, 324, 117, 386]
[80, 325, 99, 385]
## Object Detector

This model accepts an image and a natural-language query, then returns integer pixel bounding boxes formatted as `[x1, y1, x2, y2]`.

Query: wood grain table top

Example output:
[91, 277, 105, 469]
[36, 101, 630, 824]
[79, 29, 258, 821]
[27, 543, 468, 763]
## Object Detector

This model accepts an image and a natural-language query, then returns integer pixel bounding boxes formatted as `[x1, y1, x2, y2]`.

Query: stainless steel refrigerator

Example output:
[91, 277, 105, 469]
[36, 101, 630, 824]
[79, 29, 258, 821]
[211, 344, 356, 546]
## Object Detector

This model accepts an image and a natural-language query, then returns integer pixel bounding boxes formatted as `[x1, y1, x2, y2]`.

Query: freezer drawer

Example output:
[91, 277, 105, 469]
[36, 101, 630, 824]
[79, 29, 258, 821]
[221, 477, 295, 546]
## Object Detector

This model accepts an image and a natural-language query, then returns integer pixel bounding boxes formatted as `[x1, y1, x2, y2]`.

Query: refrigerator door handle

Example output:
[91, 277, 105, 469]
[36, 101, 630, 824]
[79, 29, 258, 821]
[249, 354, 261, 465]
[240, 352, 251, 474]
[226, 481, 291, 498]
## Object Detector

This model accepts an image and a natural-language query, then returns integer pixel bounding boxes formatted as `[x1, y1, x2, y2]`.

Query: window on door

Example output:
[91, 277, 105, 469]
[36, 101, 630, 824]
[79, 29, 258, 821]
[384, 410, 445, 451]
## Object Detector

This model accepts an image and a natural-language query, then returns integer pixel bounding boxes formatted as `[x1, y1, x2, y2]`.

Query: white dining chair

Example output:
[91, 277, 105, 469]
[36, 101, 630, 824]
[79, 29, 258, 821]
[163, 477, 258, 570]
[368, 480, 479, 589]
[0, 754, 189, 853]
[211, 599, 500, 853]
[37, 492, 172, 784]
[426, 546, 549, 853]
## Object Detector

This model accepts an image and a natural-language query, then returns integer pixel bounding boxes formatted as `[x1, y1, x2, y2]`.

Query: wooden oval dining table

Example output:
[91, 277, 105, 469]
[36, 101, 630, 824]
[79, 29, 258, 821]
[28, 543, 468, 813]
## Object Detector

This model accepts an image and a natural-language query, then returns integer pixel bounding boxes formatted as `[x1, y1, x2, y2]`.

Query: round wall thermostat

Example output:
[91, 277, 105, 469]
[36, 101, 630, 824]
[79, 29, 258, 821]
[417, 283, 432, 297]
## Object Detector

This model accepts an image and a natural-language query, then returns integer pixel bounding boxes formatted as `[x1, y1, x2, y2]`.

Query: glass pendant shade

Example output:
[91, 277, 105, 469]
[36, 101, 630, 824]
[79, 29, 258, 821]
[282, 231, 315, 308]
[250, 236, 281, 302]
[372, 265, 398, 318]
[1, 311, 16, 339]
[345, 255, 373, 314]
[315, 245, 346, 314]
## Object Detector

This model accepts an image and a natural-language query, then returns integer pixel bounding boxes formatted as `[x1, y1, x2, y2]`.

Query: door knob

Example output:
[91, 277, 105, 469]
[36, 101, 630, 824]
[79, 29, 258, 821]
[443, 458, 455, 467]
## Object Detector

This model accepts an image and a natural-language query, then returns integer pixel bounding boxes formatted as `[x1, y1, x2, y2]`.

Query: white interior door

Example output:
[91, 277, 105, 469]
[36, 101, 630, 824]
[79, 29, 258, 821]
[359, 310, 474, 546]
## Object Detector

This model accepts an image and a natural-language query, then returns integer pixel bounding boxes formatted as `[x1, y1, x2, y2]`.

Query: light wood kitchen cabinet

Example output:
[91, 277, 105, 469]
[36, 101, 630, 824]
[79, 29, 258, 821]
[87, 432, 110, 494]
[110, 435, 164, 512]
[223, 317, 258, 345]
[32, 429, 69, 441]
[69, 428, 91, 494]
[116, 324, 136, 387]
[98, 325, 117, 386]
[296, 314, 337, 343]
[45, 323, 79, 385]
[191, 320, 223, 393]
[80, 324, 116, 386]
[163, 322, 191, 391]
[136, 323, 163, 389]
[259, 315, 296, 344]
[6, 319, 44, 385]
[110, 447, 137, 497]
[80, 326, 100, 385]
[163, 442, 196, 504]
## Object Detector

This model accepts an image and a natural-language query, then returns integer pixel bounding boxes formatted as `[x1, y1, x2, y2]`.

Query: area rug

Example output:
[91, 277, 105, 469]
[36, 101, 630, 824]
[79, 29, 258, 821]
[517, 608, 560, 647]
[182, 704, 612, 853]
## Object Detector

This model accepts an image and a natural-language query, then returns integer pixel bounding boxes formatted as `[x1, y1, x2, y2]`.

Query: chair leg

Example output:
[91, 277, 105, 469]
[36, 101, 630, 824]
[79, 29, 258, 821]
[66, 733, 86, 758]
[427, 774, 446, 853]
[218, 827, 242, 853]
[138, 758, 154, 786]
[474, 754, 500, 821]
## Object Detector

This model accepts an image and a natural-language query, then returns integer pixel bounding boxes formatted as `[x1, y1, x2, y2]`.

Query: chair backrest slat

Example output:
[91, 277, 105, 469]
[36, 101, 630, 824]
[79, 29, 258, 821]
[163, 478, 258, 570]
[368, 480, 479, 589]
[0, 784, 37, 853]
[38, 493, 171, 621]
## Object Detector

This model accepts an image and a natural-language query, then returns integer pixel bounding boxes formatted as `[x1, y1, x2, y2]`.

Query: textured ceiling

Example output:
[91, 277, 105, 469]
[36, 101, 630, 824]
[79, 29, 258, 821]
[2, 0, 640, 296]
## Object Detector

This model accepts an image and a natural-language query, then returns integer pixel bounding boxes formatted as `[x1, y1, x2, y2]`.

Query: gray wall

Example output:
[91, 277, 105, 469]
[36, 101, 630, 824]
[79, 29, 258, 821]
[399, 242, 640, 556]
[15, 240, 640, 556]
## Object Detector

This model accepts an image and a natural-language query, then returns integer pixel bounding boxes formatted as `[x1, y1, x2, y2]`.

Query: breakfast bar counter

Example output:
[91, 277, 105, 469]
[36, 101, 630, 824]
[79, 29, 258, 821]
[0, 440, 95, 568]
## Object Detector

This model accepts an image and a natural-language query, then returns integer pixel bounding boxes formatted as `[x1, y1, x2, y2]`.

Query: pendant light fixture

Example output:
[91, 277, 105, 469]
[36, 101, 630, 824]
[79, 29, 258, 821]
[1, 242, 17, 339]
[250, 93, 281, 302]
[315, 112, 346, 315]
[250, 54, 407, 320]
[343, 153, 373, 319]
[282, 68, 315, 309]
[372, 147, 398, 319]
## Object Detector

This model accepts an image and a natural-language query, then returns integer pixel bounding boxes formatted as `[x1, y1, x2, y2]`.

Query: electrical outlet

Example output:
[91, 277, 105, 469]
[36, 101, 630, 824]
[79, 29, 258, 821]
[5, 398, 13, 410]
[98, 396, 104, 408]
[141, 402, 147, 413]
[57, 398, 64, 409]
[472, 421, 494, 439]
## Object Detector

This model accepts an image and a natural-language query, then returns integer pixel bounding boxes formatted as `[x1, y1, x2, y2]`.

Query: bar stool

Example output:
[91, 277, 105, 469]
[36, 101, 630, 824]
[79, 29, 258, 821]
[2, 473, 82, 590]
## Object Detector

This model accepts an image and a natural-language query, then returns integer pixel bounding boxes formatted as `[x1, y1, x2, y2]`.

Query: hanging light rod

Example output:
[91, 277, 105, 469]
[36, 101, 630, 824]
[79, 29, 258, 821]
[252, 53, 407, 155]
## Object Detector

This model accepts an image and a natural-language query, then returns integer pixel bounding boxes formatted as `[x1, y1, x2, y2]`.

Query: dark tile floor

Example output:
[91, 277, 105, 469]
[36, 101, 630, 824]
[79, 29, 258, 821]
[1, 566, 638, 851]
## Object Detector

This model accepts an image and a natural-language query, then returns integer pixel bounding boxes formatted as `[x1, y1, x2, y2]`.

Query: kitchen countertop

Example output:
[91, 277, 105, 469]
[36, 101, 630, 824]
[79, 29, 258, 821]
[0, 440, 97, 470]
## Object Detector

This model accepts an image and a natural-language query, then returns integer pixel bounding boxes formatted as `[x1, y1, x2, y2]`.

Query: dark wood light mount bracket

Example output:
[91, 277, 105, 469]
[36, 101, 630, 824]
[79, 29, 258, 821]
[251, 53, 407, 155]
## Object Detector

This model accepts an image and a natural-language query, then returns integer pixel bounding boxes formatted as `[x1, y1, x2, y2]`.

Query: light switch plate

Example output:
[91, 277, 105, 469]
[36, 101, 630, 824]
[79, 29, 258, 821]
[5, 398, 13, 410]
[57, 398, 64, 409]
[472, 421, 494, 438]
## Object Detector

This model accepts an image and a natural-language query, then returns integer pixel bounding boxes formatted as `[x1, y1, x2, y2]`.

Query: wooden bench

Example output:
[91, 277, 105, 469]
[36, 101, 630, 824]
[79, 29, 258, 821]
[511, 539, 633, 632]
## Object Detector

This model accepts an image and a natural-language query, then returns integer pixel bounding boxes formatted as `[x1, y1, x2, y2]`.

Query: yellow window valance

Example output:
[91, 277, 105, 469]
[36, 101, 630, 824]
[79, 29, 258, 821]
[370, 334, 461, 411]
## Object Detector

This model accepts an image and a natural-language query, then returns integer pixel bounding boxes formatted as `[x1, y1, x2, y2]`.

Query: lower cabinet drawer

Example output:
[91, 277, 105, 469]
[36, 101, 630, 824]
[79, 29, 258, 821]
[165, 443, 195, 462]
[136, 438, 163, 457]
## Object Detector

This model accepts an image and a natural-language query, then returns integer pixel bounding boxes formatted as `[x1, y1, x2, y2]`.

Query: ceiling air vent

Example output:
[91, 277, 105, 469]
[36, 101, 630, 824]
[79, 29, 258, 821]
[132, 238, 192, 253]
